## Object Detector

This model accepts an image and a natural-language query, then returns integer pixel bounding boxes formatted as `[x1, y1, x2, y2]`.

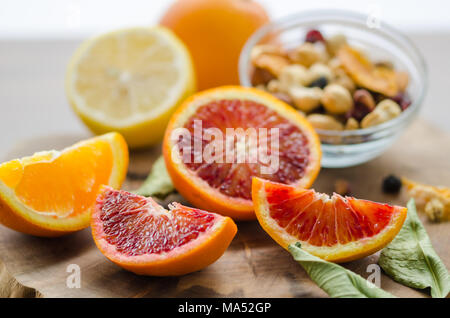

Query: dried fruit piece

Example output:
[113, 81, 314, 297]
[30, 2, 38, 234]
[338, 46, 399, 97]
[402, 178, 450, 222]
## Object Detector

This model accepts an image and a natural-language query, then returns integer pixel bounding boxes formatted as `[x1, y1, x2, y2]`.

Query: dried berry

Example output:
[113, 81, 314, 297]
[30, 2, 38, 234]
[308, 76, 328, 89]
[382, 175, 402, 194]
[305, 29, 324, 43]
[390, 92, 411, 111]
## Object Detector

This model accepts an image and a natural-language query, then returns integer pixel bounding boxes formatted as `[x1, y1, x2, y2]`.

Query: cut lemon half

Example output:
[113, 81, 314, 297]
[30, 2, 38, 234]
[0, 133, 128, 237]
[66, 27, 196, 148]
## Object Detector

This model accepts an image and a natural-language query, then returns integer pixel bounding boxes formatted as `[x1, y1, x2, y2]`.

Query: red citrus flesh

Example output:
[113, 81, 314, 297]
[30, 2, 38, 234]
[91, 187, 237, 276]
[179, 99, 311, 201]
[253, 178, 407, 262]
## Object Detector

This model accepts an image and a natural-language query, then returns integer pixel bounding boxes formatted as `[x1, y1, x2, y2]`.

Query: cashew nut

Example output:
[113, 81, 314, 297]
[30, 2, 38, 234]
[307, 113, 344, 130]
[361, 99, 401, 128]
[288, 86, 323, 113]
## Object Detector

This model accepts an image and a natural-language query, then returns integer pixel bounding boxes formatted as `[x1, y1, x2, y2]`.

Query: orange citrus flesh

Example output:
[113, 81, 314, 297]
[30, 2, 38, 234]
[91, 186, 237, 276]
[0, 132, 128, 237]
[163, 86, 321, 220]
[252, 178, 407, 262]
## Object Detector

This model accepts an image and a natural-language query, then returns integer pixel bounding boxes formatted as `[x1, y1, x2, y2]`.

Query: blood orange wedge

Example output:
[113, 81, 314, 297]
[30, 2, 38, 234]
[0, 133, 128, 237]
[163, 86, 321, 220]
[252, 178, 407, 262]
[91, 187, 237, 276]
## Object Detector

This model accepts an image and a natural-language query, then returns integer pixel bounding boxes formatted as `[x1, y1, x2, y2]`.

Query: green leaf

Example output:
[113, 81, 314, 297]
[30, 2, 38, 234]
[379, 199, 450, 298]
[134, 156, 175, 198]
[289, 243, 395, 298]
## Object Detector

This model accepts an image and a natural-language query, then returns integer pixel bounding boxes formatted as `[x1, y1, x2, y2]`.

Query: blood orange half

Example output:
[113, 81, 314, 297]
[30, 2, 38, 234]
[163, 86, 321, 220]
[252, 178, 407, 262]
[91, 186, 237, 276]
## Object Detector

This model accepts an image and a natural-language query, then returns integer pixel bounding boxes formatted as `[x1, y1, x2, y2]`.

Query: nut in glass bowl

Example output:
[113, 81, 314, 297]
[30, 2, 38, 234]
[239, 10, 427, 168]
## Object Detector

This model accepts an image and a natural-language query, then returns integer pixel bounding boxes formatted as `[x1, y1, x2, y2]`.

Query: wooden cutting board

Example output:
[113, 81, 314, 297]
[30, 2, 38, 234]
[0, 119, 449, 298]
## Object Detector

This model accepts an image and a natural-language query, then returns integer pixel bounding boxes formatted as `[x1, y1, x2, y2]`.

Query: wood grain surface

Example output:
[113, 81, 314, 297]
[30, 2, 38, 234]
[0, 119, 449, 298]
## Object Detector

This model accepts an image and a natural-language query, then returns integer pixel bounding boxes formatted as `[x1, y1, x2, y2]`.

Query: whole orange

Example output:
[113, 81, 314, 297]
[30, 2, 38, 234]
[160, 0, 270, 90]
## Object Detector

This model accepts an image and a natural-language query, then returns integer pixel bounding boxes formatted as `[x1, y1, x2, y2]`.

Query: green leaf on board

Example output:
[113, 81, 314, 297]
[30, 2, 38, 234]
[289, 243, 395, 298]
[379, 199, 450, 298]
[135, 156, 175, 198]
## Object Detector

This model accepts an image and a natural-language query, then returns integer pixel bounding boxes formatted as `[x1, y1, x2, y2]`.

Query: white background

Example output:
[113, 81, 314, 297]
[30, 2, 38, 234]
[1, 0, 450, 39]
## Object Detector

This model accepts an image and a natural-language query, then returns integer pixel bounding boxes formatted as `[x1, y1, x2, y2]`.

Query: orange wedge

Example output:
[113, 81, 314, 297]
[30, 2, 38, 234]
[92, 187, 237, 276]
[0, 133, 128, 237]
[252, 178, 407, 262]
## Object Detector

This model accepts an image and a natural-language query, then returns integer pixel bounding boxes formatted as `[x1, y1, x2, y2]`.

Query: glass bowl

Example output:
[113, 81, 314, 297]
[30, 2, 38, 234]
[239, 10, 427, 168]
